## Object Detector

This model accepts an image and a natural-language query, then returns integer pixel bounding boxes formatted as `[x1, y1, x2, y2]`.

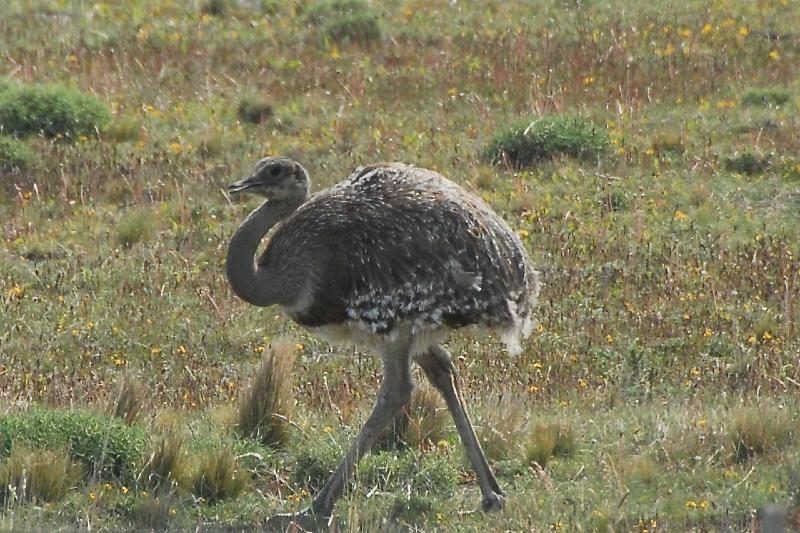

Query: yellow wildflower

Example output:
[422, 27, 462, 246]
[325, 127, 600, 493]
[769, 50, 780, 60]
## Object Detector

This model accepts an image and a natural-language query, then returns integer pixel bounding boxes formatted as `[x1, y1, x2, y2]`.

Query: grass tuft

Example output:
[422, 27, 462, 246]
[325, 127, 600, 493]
[524, 420, 577, 468]
[484, 116, 609, 168]
[116, 207, 157, 248]
[0, 82, 110, 138]
[139, 430, 184, 492]
[0, 447, 82, 505]
[237, 344, 295, 448]
[111, 374, 146, 426]
[188, 448, 246, 503]
[476, 395, 527, 461]
[728, 405, 793, 462]
[377, 385, 448, 451]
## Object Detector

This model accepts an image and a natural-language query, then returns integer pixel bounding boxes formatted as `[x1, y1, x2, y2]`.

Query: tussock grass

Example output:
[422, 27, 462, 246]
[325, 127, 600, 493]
[116, 207, 157, 248]
[111, 374, 146, 426]
[237, 343, 295, 449]
[484, 116, 609, 168]
[139, 430, 184, 492]
[377, 384, 448, 451]
[476, 394, 527, 461]
[728, 404, 793, 463]
[524, 420, 577, 468]
[188, 448, 246, 503]
[131, 494, 174, 530]
[0, 447, 82, 505]
[0, 82, 110, 138]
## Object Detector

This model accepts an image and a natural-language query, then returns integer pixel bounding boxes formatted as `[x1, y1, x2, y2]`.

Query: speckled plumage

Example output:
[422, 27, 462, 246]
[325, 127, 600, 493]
[260, 163, 539, 352]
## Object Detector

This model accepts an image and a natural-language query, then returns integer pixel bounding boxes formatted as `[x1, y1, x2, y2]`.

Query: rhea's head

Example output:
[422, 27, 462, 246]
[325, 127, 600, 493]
[228, 156, 310, 201]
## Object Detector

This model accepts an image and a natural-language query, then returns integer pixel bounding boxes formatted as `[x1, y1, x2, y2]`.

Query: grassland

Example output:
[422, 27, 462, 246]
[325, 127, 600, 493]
[1, 0, 799, 530]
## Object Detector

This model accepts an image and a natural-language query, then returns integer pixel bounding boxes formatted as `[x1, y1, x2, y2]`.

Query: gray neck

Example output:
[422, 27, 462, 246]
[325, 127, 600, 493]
[226, 197, 303, 307]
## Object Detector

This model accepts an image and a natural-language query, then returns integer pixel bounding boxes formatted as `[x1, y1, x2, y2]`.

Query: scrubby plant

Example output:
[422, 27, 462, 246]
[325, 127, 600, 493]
[200, 0, 233, 16]
[0, 446, 82, 505]
[723, 150, 771, 175]
[237, 92, 273, 125]
[524, 420, 577, 468]
[237, 344, 295, 448]
[0, 136, 33, 172]
[741, 87, 791, 107]
[0, 82, 110, 138]
[728, 405, 793, 462]
[116, 207, 157, 248]
[0, 409, 146, 481]
[484, 116, 609, 168]
[188, 448, 246, 503]
[305, 0, 381, 44]
[131, 494, 174, 530]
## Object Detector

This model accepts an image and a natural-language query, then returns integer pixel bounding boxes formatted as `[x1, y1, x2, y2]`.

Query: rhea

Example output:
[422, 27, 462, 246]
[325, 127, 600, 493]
[226, 156, 539, 529]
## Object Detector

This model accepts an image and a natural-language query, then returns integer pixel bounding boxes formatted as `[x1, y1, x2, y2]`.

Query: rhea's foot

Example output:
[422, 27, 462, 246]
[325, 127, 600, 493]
[263, 508, 330, 532]
[481, 491, 505, 512]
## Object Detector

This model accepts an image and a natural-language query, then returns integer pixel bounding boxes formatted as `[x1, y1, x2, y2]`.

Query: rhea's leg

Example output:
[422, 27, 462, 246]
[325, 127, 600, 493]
[415, 345, 503, 511]
[265, 338, 414, 530]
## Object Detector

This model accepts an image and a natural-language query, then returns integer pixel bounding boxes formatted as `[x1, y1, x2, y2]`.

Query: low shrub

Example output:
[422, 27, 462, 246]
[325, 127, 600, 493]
[0, 82, 110, 138]
[305, 0, 381, 44]
[0, 136, 33, 172]
[484, 116, 609, 168]
[0, 408, 146, 481]
[741, 87, 791, 107]
[237, 92, 273, 125]
[723, 151, 771, 175]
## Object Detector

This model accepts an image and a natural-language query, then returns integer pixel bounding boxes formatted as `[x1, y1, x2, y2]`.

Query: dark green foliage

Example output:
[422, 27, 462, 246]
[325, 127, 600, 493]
[484, 116, 609, 168]
[723, 151, 771, 175]
[0, 82, 110, 138]
[0, 408, 146, 481]
[237, 92, 273, 125]
[200, 0, 233, 16]
[0, 136, 33, 171]
[188, 448, 246, 503]
[305, 0, 381, 44]
[390, 494, 437, 522]
[741, 87, 791, 107]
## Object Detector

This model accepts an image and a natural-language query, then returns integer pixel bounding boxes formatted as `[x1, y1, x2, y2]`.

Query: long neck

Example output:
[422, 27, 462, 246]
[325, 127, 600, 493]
[226, 197, 302, 307]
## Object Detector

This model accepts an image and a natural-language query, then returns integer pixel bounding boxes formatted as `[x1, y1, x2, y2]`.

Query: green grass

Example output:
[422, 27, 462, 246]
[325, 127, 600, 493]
[1, 0, 800, 530]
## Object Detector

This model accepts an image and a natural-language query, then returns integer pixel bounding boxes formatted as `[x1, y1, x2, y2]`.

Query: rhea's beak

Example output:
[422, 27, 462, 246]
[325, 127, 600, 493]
[227, 175, 258, 194]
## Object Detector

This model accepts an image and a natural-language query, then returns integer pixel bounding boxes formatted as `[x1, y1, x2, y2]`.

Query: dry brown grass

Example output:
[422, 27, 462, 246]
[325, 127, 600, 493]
[111, 373, 147, 426]
[0, 446, 82, 505]
[237, 343, 296, 449]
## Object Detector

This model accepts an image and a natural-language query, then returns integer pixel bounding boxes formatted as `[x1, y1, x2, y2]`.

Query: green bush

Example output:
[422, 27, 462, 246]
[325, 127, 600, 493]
[484, 116, 609, 168]
[0, 82, 110, 138]
[0, 136, 33, 171]
[0, 408, 146, 481]
[723, 151, 771, 175]
[305, 0, 381, 44]
[741, 87, 791, 107]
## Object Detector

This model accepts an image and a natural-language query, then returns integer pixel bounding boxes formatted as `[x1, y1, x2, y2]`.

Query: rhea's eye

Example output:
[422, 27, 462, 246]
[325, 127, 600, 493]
[270, 166, 282, 177]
